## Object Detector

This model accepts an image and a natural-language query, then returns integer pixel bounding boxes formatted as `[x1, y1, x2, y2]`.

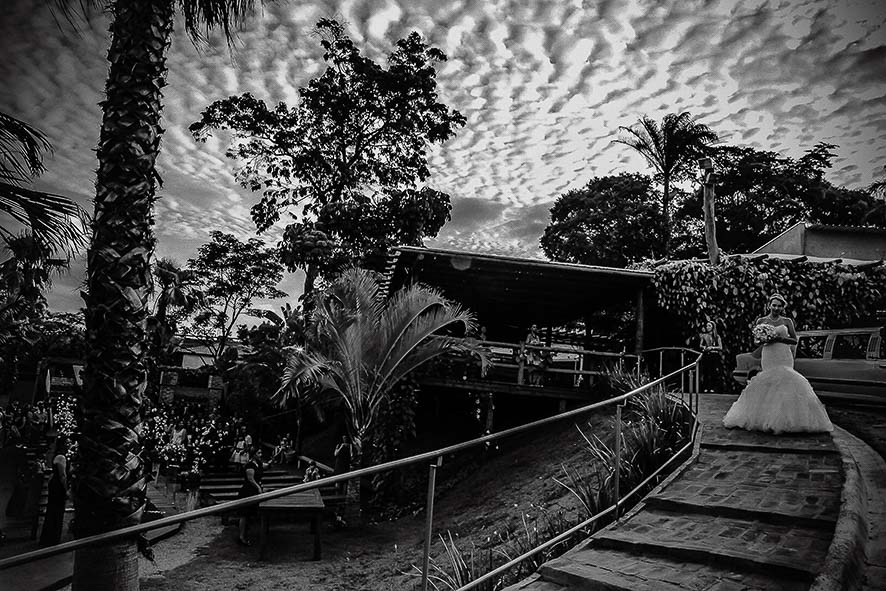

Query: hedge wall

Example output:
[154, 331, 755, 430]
[653, 256, 886, 391]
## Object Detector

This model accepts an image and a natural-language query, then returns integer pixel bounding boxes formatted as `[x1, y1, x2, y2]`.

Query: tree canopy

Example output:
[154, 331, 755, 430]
[190, 18, 464, 295]
[540, 173, 665, 266]
[674, 142, 886, 254]
[183, 231, 286, 370]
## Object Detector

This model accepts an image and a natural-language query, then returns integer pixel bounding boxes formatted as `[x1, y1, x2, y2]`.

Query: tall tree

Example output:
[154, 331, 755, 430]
[183, 231, 286, 371]
[49, 3, 265, 589]
[0, 111, 87, 255]
[190, 19, 464, 298]
[540, 173, 666, 267]
[276, 267, 481, 512]
[616, 112, 719, 255]
[674, 143, 886, 253]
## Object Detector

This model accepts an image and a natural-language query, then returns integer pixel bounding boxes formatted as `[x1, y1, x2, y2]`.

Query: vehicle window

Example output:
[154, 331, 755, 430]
[831, 334, 869, 359]
[796, 335, 827, 359]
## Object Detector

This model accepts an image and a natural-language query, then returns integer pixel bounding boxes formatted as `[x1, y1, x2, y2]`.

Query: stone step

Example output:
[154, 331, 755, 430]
[532, 547, 808, 591]
[647, 446, 842, 524]
[590, 507, 832, 582]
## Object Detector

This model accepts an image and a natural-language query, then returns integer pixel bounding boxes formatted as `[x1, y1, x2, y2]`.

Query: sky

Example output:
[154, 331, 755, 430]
[1, 0, 885, 316]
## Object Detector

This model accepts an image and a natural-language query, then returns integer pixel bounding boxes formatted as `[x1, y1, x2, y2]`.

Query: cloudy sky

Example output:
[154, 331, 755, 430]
[1, 0, 885, 314]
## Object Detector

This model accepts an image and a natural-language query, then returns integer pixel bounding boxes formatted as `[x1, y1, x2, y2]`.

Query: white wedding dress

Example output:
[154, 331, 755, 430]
[723, 324, 833, 433]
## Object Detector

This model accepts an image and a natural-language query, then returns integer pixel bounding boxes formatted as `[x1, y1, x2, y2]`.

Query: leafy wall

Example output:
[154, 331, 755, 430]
[653, 256, 886, 390]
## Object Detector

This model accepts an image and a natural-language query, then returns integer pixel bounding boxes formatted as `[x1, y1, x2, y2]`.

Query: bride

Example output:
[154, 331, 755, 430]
[723, 293, 833, 434]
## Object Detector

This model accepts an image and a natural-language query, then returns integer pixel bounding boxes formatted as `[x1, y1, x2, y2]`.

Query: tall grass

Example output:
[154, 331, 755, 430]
[412, 374, 693, 590]
[556, 387, 693, 519]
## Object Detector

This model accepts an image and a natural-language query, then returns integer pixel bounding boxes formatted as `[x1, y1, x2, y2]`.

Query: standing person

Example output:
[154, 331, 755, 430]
[698, 319, 723, 392]
[522, 324, 544, 386]
[39, 437, 70, 547]
[723, 294, 833, 433]
[236, 447, 264, 546]
[333, 435, 351, 494]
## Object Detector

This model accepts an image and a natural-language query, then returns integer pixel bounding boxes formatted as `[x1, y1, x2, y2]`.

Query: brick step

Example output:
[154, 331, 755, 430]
[533, 547, 808, 591]
[648, 447, 842, 524]
[590, 507, 831, 582]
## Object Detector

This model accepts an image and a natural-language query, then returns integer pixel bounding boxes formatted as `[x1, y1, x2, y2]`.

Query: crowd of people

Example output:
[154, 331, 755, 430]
[141, 398, 280, 476]
[0, 400, 51, 448]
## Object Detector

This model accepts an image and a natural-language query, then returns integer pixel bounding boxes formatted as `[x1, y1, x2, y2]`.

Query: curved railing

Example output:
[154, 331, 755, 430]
[0, 350, 703, 591]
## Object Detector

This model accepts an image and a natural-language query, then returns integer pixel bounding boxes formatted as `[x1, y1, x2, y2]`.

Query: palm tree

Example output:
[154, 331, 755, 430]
[276, 267, 483, 513]
[49, 3, 262, 589]
[0, 111, 87, 255]
[145, 258, 202, 397]
[616, 112, 719, 255]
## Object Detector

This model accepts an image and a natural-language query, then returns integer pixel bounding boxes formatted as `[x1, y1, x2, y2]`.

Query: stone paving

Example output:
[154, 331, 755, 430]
[506, 394, 849, 591]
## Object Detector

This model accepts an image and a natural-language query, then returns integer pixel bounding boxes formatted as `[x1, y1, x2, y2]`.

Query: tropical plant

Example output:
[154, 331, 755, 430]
[616, 112, 719, 255]
[190, 18, 464, 299]
[556, 389, 692, 519]
[409, 531, 494, 591]
[0, 234, 69, 388]
[48, 2, 266, 589]
[0, 111, 87, 255]
[276, 267, 482, 511]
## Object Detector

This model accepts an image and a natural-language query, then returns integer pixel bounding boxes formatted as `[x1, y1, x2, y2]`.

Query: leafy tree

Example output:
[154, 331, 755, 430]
[190, 19, 463, 297]
[0, 111, 87, 255]
[276, 267, 481, 513]
[616, 112, 719, 255]
[674, 143, 886, 254]
[145, 258, 202, 399]
[540, 173, 665, 267]
[46, 3, 266, 587]
[183, 231, 286, 371]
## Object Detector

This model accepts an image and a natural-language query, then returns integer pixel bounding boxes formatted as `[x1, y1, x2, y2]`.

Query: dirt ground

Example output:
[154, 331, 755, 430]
[139, 412, 612, 591]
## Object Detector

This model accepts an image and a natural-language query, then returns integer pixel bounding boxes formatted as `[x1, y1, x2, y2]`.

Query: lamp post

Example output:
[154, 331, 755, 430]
[698, 157, 719, 265]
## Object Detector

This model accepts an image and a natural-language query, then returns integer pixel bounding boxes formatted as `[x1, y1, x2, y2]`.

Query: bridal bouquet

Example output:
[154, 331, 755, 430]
[753, 324, 779, 345]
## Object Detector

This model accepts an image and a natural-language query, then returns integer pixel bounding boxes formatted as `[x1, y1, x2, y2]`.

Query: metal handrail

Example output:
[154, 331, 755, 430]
[0, 356, 701, 573]
[457, 422, 699, 591]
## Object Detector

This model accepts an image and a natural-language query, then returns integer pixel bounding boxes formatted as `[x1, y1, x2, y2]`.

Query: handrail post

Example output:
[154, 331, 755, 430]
[421, 456, 442, 591]
[614, 404, 623, 523]
[658, 350, 663, 378]
[680, 349, 692, 388]
[695, 363, 701, 395]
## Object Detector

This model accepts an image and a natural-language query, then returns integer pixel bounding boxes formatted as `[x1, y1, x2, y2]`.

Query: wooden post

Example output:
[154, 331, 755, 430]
[703, 173, 719, 265]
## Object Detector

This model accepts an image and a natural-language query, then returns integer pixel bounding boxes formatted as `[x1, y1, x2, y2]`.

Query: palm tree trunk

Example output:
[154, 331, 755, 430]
[662, 174, 671, 256]
[74, 1, 175, 589]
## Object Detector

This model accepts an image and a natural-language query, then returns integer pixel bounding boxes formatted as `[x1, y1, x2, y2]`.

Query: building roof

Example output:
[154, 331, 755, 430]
[381, 246, 652, 333]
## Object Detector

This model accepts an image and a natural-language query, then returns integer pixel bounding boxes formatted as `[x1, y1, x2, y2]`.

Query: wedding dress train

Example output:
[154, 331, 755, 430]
[723, 324, 833, 433]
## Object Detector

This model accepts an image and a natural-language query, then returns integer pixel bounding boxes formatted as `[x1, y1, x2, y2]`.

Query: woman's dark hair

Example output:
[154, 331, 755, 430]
[55, 436, 70, 454]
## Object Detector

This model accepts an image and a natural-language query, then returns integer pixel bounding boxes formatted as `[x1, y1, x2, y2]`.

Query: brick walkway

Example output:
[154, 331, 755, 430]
[507, 394, 847, 591]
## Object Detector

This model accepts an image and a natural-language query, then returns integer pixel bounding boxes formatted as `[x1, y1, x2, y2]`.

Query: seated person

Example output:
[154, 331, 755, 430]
[303, 460, 321, 483]
[271, 435, 293, 464]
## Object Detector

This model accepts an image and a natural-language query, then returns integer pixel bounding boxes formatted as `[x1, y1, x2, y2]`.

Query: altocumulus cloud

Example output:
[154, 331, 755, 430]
[0, 0, 884, 309]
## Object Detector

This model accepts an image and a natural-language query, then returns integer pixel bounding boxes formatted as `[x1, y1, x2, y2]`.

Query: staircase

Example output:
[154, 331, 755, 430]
[199, 466, 306, 505]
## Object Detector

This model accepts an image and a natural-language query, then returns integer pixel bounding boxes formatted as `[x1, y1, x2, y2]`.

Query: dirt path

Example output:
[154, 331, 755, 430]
[140, 412, 613, 591]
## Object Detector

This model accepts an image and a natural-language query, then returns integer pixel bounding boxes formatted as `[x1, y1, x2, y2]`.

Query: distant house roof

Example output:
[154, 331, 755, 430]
[752, 221, 886, 262]
[381, 246, 651, 334]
